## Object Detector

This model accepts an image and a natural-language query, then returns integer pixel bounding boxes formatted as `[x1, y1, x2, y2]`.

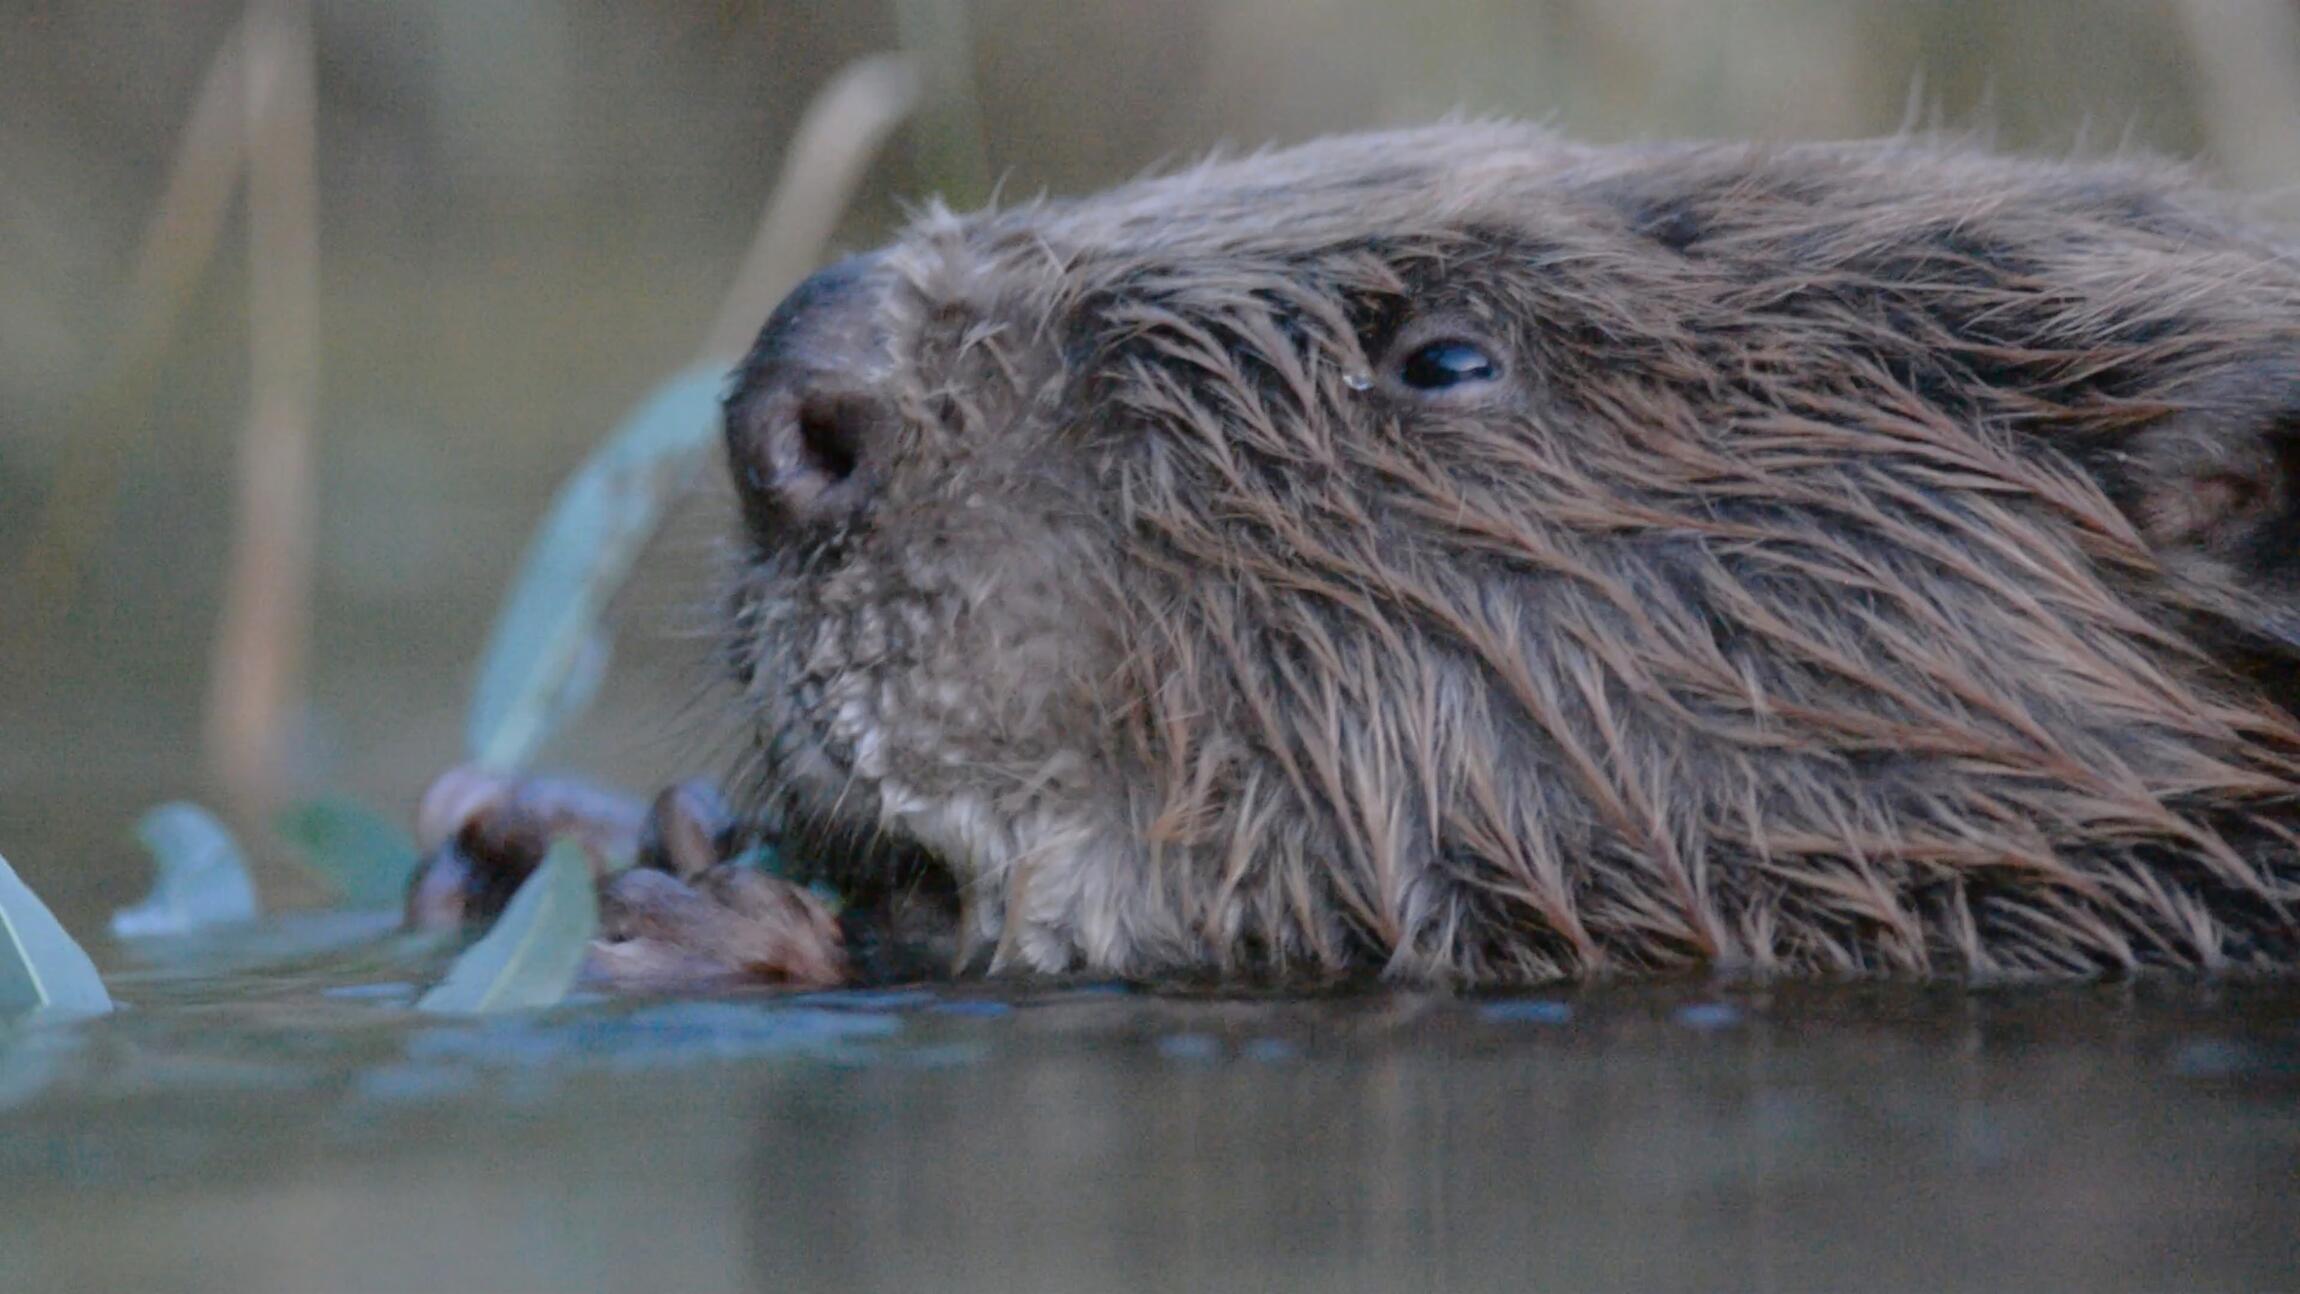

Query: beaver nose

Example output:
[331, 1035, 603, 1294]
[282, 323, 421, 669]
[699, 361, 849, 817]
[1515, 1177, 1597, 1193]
[725, 252, 897, 536]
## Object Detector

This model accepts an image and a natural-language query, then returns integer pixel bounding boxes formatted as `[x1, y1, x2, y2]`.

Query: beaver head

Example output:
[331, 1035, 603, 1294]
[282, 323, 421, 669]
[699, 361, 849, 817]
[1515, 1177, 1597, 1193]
[718, 122, 2300, 984]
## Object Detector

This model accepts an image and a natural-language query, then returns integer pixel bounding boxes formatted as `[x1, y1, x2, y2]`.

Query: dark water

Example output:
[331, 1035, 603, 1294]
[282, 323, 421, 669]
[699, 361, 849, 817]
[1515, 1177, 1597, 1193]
[1, 919, 2296, 1294]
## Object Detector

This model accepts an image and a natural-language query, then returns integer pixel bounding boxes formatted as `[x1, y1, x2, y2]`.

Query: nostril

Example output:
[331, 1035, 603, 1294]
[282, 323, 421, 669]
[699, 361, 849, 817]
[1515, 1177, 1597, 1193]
[797, 395, 863, 484]
[733, 386, 891, 537]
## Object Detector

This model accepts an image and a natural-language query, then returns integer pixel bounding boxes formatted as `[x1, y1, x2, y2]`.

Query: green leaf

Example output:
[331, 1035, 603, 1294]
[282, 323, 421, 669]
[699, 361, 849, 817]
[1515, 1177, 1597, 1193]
[0, 851, 113, 1018]
[114, 802, 261, 939]
[275, 796, 420, 909]
[465, 365, 728, 771]
[416, 840, 597, 1015]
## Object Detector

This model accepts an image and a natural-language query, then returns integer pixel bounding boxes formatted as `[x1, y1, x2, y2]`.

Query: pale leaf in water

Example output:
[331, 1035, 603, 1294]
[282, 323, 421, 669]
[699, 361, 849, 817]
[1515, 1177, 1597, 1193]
[114, 802, 261, 938]
[465, 365, 727, 771]
[0, 851, 113, 1018]
[276, 796, 421, 909]
[416, 840, 597, 1015]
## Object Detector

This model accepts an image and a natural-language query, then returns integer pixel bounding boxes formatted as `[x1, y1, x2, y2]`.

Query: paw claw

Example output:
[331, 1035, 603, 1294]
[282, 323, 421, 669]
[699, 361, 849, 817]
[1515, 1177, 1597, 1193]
[636, 779, 739, 881]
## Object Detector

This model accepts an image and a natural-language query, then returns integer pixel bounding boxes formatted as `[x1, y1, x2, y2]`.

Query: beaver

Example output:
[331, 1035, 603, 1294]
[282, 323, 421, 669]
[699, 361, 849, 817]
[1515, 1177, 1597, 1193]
[413, 121, 2300, 988]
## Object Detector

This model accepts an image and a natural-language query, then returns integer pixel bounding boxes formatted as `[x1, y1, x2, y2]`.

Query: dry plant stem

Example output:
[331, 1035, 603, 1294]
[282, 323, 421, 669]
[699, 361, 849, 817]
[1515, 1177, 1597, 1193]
[204, 0, 320, 831]
[3, 11, 249, 657]
[890, 0, 993, 215]
[703, 53, 926, 362]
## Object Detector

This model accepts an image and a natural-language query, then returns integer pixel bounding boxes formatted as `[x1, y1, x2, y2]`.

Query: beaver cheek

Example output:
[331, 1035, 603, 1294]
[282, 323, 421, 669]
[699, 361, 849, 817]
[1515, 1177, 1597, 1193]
[876, 556, 1124, 846]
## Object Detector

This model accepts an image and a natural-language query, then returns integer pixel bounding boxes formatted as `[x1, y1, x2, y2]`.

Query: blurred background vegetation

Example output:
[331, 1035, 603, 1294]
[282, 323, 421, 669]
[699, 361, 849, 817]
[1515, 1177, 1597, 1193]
[4, 0, 2297, 932]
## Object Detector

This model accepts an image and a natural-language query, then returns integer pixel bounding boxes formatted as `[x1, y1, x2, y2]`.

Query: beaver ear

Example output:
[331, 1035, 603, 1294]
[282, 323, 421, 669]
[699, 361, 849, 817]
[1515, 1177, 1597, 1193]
[2120, 360, 2300, 653]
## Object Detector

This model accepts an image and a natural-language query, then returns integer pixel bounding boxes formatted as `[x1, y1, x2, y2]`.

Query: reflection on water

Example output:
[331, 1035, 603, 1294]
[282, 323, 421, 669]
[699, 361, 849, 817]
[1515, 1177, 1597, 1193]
[0, 929, 2295, 1293]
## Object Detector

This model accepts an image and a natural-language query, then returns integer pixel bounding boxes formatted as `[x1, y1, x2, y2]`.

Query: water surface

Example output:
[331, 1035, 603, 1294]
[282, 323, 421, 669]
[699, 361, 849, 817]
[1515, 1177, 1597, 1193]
[2, 921, 2295, 1293]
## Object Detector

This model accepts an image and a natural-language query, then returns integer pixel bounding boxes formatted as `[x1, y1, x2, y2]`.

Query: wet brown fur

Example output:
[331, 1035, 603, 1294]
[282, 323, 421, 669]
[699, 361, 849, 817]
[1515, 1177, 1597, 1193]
[720, 122, 2300, 985]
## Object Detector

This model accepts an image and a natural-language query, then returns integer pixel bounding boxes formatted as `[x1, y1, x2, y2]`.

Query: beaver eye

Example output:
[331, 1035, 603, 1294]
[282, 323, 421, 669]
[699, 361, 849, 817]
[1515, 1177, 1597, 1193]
[1397, 339, 1500, 391]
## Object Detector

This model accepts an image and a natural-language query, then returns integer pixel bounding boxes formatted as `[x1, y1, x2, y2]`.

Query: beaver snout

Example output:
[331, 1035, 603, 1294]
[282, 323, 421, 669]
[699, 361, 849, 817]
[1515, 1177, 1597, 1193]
[723, 252, 900, 537]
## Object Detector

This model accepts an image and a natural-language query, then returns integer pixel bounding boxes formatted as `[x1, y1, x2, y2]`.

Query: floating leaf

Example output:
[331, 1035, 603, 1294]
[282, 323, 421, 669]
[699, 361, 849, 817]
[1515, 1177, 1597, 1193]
[465, 365, 728, 771]
[0, 851, 113, 1018]
[416, 840, 597, 1015]
[275, 796, 420, 908]
[114, 802, 261, 938]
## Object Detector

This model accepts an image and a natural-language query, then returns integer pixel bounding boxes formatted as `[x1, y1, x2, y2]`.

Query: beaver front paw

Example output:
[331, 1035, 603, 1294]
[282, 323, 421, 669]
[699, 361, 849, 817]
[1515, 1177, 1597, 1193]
[592, 863, 847, 987]
[405, 765, 848, 988]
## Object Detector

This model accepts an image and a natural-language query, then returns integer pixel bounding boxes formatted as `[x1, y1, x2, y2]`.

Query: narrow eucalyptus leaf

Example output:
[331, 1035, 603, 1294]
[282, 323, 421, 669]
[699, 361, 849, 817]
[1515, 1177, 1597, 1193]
[0, 852, 113, 1018]
[275, 797, 421, 909]
[416, 840, 597, 1015]
[466, 365, 728, 771]
[114, 802, 261, 939]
